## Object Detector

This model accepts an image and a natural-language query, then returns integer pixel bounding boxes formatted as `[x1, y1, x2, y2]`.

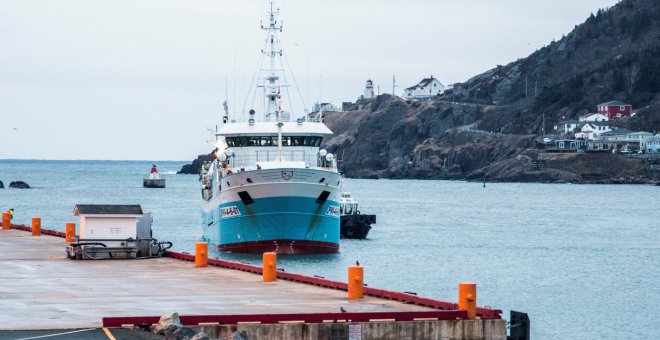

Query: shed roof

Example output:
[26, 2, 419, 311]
[73, 204, 143, 216]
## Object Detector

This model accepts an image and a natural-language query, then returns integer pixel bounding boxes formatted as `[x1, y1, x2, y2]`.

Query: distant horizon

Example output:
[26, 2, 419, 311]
[1, 0, 620, 160]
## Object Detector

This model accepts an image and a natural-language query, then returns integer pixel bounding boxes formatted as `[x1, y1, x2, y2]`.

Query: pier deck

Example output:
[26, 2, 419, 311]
[0, 229, 437, 330]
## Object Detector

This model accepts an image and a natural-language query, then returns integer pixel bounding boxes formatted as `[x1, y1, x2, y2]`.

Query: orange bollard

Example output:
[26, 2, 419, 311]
[1, 212, 9, 230]
[195, 242, 208, 268]
[262, 252, 277, 282]
[31, 217, 41, 236]
[458, 282, 477, 319]
[347, 264, 364, 299]
[65, 222, 76, 243]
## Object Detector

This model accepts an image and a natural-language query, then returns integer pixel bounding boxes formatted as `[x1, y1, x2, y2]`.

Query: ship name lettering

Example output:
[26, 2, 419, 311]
[221, 206, 241, 217]
[326, 206, 340, 217]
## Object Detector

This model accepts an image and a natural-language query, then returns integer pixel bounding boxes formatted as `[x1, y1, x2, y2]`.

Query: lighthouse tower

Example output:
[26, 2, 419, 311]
[362, 79, 375, 99]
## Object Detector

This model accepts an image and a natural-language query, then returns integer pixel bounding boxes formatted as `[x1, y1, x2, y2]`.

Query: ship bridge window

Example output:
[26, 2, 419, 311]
[225, 136, 323, 147]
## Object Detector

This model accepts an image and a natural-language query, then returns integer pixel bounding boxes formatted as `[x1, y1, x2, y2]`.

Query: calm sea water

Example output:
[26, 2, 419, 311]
[1, 159, 658, 339]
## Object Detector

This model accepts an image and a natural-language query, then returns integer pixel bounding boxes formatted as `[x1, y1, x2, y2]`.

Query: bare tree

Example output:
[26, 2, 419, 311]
[626, 64, 640, 100]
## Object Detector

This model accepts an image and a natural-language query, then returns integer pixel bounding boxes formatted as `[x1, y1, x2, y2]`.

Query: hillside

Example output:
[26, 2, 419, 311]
[443, 0, 660, 134]
[320, 0, 660, 183]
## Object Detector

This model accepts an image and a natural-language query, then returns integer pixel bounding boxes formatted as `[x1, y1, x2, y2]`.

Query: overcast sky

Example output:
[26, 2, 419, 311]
[1, 0, 619, 160]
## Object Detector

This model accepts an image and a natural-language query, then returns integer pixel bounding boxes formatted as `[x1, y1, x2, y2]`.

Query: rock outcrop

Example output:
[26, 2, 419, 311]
[9, 181, 30, 189]
[177, 154, 212, 174]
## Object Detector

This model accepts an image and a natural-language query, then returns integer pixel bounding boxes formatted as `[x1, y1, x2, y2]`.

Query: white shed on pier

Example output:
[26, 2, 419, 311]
[73, 204, 143, 241]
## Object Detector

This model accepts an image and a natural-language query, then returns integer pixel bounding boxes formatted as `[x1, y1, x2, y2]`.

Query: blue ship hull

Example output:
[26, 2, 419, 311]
[202, 195, 340, 254]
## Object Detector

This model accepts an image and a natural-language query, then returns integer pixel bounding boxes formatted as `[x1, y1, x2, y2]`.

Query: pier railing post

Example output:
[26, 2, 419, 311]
[458, 282, 477, 319]
[65, 222, 76, 243]
[195, 242, 208, 268]
[348, 264, 364, 299]
[263, 252, 277, 282]
[32, 217, 41, 236]
[1, 212, 9, 230]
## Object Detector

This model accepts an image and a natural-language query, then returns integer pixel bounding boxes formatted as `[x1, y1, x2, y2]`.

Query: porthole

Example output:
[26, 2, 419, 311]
[319, 177, 325, 183]
[247, 178, 253, 183]
[226, 181, 231, 187]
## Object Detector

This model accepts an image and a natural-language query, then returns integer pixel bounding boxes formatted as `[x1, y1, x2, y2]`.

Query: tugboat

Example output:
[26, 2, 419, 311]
[143, 164, 165, 188]
[339, 192, 376, 239]
[199, 1, 341, 254]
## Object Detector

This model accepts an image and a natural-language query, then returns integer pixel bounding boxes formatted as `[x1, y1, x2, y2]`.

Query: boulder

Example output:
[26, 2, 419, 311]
[152, 312, 183, 335]
[9, 181, 30, 189]
[169, 326, 197, 340]
[190, 332, 210, 340]
[229, 331, 248, 340]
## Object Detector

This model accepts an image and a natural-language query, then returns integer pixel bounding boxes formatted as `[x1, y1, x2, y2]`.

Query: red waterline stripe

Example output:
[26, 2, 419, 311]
[102, 310, 469, 327]
[7, 225, 501, 319]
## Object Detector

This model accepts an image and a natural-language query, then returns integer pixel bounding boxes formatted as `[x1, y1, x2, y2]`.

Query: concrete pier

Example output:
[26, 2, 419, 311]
[0, 227, 506, 339]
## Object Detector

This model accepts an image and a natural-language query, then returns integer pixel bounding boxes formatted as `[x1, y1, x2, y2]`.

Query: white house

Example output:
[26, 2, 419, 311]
[403, 76, 444, 99]
[554, 119, 579, 135]
[627, 131, 654, 150]
[312, 102, 338, 112]
[575, 122, 611, 140]
[578, 112, 609, 122]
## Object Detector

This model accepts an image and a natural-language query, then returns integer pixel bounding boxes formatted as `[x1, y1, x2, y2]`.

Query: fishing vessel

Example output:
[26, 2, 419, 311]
[199, 2, 341, 254]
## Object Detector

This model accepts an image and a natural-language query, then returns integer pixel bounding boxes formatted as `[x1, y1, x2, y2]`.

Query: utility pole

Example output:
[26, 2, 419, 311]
[392, 75, 397, 96]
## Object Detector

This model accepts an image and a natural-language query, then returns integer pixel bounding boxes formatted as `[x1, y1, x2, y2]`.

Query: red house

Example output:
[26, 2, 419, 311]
[597, 101, 632, 120]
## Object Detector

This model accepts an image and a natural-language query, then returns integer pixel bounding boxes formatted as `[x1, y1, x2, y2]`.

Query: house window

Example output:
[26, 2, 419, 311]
[559, 142, 565, 148]
[620, 106, 625, 110]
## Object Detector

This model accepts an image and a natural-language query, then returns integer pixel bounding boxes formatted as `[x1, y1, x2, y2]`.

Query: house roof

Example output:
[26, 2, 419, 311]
[580, 112, 606, 118]
[73, 204, 143, 216]
[405, 76, 439, 91]
[598, 128, 633, 137]
[627, 131, 654, 136]
[599, 100, 629, 106]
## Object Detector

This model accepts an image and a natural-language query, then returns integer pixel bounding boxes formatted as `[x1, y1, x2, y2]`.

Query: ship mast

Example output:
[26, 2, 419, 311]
[260, 0, 285, 122]
[258, 0, 288, 162]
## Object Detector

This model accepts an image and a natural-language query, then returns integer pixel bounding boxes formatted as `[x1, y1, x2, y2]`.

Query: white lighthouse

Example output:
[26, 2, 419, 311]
[362, 79, 375, 99]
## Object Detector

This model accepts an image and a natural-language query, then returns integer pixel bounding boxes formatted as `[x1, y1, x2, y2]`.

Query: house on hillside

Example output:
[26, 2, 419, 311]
[553, 139, 587, 152]
[597, 101, 632, 120]
[588, 139, 617, 152]
[578, 112, 608, 122]
[646, 135, 660, 153]
[597, 128, 633, 142]
[403, 76, 445, 100]
[627, 131, 654, 151]
[312, 102, 338, 112]
[554, 120, 579, 135]
[575, 121, 611, 140]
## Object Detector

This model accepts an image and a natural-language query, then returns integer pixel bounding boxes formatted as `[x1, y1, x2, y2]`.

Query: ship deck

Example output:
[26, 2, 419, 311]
[0, 229, 438, 330]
